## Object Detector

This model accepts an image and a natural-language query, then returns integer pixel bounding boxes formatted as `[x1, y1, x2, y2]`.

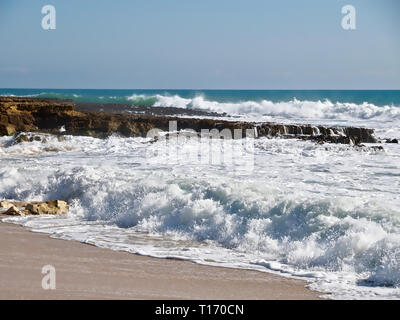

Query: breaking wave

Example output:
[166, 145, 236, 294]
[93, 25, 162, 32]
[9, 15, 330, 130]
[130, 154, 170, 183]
[151, 95, 400, 122]
[1, 134, 400, 299]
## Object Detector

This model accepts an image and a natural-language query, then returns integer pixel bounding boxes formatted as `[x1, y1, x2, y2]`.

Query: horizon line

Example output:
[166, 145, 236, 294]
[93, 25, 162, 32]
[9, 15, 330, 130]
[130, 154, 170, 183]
[1, 88, 400, 91]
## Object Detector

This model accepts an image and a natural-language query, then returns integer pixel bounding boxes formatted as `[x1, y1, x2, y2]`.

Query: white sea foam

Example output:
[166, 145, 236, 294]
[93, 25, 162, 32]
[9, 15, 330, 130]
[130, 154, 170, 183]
[149, 95, 400, 121]
[1, 132, 400, 299]
[127, 94, 400, 138]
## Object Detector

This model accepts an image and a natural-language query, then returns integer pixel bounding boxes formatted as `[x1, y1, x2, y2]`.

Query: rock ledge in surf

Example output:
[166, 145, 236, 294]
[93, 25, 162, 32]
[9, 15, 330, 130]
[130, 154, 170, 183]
[0, 96, 379, 145]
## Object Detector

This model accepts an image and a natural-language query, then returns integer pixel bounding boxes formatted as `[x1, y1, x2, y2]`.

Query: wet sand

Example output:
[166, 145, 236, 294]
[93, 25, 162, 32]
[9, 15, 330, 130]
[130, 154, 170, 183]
[0, 221, 323, 300]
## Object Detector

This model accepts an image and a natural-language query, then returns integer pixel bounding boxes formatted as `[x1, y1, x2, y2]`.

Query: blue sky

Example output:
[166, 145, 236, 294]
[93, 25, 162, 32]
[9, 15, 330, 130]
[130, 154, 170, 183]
[0, 0, 399, 89]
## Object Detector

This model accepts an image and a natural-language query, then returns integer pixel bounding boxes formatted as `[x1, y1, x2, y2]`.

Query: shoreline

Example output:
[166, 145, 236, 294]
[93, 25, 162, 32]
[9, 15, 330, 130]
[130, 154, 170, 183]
[0, 221, 323, 300]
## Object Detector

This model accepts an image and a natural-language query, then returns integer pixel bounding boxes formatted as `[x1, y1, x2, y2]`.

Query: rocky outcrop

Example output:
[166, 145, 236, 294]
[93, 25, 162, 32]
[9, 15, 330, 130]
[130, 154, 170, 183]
[4, 205, 20, 216]
[0, 97, 379, 145]
[0, 200, 69, 216]
[13, 133, 48, 144]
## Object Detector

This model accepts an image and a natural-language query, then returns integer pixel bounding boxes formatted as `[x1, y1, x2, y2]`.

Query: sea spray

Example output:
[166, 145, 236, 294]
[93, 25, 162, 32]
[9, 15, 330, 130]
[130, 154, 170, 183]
[1, 133, 400, 299]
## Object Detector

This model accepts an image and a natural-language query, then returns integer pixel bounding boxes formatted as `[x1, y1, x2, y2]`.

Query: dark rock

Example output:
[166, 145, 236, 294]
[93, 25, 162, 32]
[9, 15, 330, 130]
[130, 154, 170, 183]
[0, 124, 16, 136]
[4, 205, 24, 216]
[370, 145, 384, 151]
[14, 133, 29, 144]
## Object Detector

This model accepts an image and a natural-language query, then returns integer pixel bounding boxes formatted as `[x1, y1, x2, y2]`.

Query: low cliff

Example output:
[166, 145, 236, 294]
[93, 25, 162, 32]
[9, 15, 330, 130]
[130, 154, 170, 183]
[0, 97, 378, 144]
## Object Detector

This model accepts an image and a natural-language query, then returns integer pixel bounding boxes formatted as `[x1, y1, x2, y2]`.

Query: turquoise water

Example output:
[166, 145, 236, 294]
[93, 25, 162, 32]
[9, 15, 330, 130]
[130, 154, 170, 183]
[1, 89, 400, 107]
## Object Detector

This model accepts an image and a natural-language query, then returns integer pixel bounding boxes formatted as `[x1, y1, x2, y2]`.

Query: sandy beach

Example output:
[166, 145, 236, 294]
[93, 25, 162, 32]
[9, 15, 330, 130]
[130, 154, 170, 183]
[0, 221, 322, 300]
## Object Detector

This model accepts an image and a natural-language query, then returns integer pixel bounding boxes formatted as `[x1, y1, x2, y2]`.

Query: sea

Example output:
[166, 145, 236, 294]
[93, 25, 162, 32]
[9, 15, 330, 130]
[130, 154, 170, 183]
[1, 89, 400, 299]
